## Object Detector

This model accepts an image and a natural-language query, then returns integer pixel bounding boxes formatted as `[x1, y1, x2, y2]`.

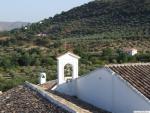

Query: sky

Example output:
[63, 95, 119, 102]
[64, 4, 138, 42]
[0, 0, 93, 23]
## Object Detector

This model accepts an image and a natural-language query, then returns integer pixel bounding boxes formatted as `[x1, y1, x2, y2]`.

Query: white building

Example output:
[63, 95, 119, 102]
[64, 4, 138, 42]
[36, 33, 47, 37]
[51, 52, 150, 113]
[124, 48, 138, 56]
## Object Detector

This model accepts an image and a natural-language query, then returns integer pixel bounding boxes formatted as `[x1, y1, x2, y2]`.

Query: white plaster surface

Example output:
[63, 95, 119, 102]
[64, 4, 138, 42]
[76, 69, 150, 113]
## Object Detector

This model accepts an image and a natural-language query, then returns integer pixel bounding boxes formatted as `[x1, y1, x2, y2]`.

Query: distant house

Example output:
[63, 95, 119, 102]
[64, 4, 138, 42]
[124, 48, 138, 56]
[36, 33, 47, 37]
[24, 26, 28, 30]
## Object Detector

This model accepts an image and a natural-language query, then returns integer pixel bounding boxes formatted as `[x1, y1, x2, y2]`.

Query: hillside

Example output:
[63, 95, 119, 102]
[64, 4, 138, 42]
[1, 0, 149, 52]
[0, 0, 150, 92]
[0, 21, 28, 31]
[6, 0, 150, 40]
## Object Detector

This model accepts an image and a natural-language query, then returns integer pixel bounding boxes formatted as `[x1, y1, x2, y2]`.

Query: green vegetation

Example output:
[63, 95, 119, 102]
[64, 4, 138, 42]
[4, 0, 150, 40]
[0, 47, 150, 91]
[0, 0, 150, 91]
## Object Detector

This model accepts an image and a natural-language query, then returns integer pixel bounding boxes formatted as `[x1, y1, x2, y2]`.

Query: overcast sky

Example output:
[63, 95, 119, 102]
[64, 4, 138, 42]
[0, 0, 93, 22]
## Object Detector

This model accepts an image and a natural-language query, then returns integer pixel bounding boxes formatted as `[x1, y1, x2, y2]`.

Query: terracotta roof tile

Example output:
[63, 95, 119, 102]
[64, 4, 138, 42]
[0, 85, 69, 113]
[106, 63, 150, 100]
[38, 80, 57, 90]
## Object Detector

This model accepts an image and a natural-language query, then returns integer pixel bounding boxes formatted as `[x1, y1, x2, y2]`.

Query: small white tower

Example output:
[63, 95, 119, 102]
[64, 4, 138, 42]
[57, 52, 80, 85]
[39, 72, 46, 84]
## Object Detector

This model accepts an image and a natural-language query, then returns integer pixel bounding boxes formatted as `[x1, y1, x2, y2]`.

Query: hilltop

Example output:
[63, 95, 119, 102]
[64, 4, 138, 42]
[7, 0, 150, 40]
[0, 0, 149, 52]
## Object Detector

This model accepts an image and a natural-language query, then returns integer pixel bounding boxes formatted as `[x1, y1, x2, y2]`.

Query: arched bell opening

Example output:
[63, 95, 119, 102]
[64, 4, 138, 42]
[64, 64, 73, 82]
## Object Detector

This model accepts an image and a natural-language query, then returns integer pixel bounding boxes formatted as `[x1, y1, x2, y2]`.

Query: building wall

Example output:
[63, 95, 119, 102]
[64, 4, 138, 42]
[76, 69, 113, 112]
[75, 68, 150, 113]
[55, 80, 77, 96]
[55, 67, 150, 113]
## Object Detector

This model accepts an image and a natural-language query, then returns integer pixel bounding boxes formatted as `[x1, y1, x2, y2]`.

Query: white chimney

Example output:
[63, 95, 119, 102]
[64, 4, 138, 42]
[39, 73, 46, 84]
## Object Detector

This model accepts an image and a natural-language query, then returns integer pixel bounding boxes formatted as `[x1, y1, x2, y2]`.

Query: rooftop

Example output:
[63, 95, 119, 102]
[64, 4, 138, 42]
[0, 85, 69, 113]
[106, 63, 150, 100]
[0, 83, 109, 113]
[39, 81, 110, 113]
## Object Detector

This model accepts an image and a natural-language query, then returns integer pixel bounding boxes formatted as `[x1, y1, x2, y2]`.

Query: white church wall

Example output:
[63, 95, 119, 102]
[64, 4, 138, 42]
[113, 74, 150, 113]
[76, 68, 113, 112]
[76, 68, 150, 113]
[55, 80, 77, 96]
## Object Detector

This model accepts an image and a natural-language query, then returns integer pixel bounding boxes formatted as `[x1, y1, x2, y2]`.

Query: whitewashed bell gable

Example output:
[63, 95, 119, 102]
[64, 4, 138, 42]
[57, 52, 80, 85]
